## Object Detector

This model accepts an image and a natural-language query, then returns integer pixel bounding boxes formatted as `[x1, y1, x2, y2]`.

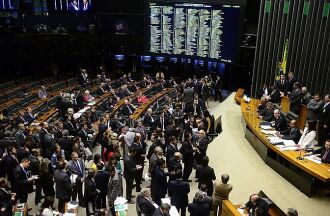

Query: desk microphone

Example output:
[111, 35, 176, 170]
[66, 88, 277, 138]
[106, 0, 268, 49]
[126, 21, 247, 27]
[296, 149, 304, 160]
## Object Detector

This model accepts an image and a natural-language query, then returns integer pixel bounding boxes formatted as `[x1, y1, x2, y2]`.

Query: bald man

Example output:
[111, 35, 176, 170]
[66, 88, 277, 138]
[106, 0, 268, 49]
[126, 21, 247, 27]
[245, 194, 269, 216]
[276, 119, 301, 143]
[167, 152, 183, 181]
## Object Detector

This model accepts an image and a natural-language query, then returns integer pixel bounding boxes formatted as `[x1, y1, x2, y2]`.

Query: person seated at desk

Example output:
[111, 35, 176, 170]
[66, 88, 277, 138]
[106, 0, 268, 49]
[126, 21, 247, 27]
[276, 120, 301, 144]
[136, 188, 156, 216]
[257, 97, 268, 112]
[243, 194, 269, 216]
[137, 92, 148, 104]
[96, 83, 107, 96]
[83, 90, 95, 103]
[259, 102, 274, 122]
[271, 109, 288, 131]
[297, 120, 317, 149]
[266, 85, 281, 104]
[310, 139, 330, 164]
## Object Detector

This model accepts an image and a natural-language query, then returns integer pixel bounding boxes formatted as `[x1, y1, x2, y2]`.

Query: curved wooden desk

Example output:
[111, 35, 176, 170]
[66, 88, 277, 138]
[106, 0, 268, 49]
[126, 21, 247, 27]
[240, 98, 330, 196]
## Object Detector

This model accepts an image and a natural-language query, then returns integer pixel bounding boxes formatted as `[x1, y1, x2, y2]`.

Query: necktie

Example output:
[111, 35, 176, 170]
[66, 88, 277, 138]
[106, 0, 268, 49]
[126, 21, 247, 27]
[75, 161, 82, 176]
[322, 150, 329, 160]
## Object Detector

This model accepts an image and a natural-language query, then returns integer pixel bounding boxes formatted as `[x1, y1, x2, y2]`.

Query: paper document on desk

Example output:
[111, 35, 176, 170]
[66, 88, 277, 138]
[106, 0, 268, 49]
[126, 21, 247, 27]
[260, 129, 277, 135]
[282, 140, 296, 147]
[260, 125, 273, 130]
[278, 146, 299, 151]
[304, 155, 322, 164]
[236, 208, 245, 215]
[268, 136, 282, 144]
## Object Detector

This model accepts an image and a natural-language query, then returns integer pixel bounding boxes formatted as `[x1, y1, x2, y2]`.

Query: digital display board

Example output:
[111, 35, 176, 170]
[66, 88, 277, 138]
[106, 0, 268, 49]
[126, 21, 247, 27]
[50, 0, 92, 11]
[149, 2, 241, 62]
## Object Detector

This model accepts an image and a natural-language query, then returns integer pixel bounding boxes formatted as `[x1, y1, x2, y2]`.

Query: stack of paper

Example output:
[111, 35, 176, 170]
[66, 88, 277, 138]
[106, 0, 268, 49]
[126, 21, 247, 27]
[260, 129, 277, 135]
[282, 140, 296, 147]
[114, 197, 128, 205]
[260, 125, 273, 130]
[268, 136, 282, 144]
[304, 155, 322, 164]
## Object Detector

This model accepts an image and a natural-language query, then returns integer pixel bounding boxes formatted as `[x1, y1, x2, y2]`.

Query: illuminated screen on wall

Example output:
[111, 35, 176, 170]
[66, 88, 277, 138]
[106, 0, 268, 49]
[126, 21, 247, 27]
[148, 2, 241, 62]
[50, 0, 92, 11]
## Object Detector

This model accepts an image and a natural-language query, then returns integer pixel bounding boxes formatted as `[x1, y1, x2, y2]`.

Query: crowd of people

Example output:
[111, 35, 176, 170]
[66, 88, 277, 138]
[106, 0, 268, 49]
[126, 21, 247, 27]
[0, 69, 247, 216]
[258, 70, 330, 153]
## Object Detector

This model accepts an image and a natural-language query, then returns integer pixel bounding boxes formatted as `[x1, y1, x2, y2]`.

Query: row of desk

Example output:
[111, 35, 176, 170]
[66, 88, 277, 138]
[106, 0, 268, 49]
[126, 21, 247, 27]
[238, 97, 330, 196]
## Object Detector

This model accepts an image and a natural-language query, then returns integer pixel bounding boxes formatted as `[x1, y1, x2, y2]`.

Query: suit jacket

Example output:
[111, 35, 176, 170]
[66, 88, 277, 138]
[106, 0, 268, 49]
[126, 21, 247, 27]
[152, 208, 169, 216]
[319, 103, 330, 130]
[167, 158, 182, 181]
[95, 170, 110, 196]
[183, 88, 195, 103]
[84, 176, 97, 202]
[273, 115, 288, 131]
[0, 137, 16, 150]
[166, 144, 178, 162]
[123, 153, 137, 179]
[269, 90, 281, 104]
[77, 129, 88, 145]
[132, 142, 147, 165]
[197, 137, 209, 156]
[0, 187, 14, 215]
[122, 104, 136, 116]
[13, 164, 30, 195]
[290, 89, 303, 113]
[307, 99, 323, 121]
[15, 130, 26, 147]
[213, 182, 233, 200]
[107, 172, 122, 204]
[275, 79, 288, 93]
[54, 169, 72, 201]
[144, 113, 156, 128]
[168, 180, 190, 207]
[68, 159, 85, 179]
[137, 194, 156, 216]
[24, 112, 35, 125]
[196, 165, 216, 191]
[180, 140, 194, 164]
[96, 87, 106, 96]
[188, 201, 210, 216]
[287, 77, 297, 93]
[153, 167, 168, 199]
[313, 147, 330, 163]
[281, 127, 301, 144]
[57, 137, 73, 160]
[44, 133, 56, 159]
[63, 121, 77, 136]
[3, 155, 18, 183]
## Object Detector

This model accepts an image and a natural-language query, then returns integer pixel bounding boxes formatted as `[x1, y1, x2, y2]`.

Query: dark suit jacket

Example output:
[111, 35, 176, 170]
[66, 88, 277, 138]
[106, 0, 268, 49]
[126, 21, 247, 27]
[0, 188, 14, 215]
[122, 104, 136, 116]
[95, 170, 110, 196]
[196, 165, 216, 192]
[168, 180, 190, 207]
[290, 89, 303, 113]
[180, 140, 194, 164]
[77, 129, 88, 145]
[273, 115, 288, 131]
[319, 103, 330, 131]
[24, 112, 35, 125]
[152, 208, 169, 216]
[188, 201, 210, 216]
[44, 133, 56, 159]
[281, 127, 301, 143]
[13, 165, 31, 196]
[84, 176, 98, 202]
[153, 167, 168, 200]
[54, 169, 72, 201]
[313, 148, 330, 163]
[198, 137, 209, 156]
[137, 194, 156, 216]
[132, 142, 147, 165]
[144, 114, 156, 128]
[275, 79, 288, 93]
[123, 154, 137, 179]
[96, 87, 106, 96]
[63, 121, 77, 136]
[3, 155, 18, 183]
[57, 137, 73, 160]
[166, 144, 178, 162]
[15, 130, 25, 147]
[269, 90, 281, 104]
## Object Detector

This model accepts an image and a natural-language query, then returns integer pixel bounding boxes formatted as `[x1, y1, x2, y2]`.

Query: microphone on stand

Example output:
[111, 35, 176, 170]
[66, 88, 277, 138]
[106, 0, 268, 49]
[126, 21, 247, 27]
[296, 148, 304, 160]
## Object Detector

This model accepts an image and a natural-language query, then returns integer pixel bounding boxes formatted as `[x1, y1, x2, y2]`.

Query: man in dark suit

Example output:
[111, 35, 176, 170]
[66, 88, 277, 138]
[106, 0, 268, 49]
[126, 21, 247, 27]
[24, 107, 35, 125]
[319, 94, 330, 145]
[107, 166, 122, 215]
[268, 85, 281, 104]
[77, 122, 89, 147]
[286, 71, 298, 95]
[144, 108, 156, 130]
[272, 109, 288, 132]
[180, 132, 195, 182]
[153, 203, 171, 216]
[244, 194, 269, 216]
[277, 120, 301, 143]
[196, 156, 216, 196]
[188, 191, 211, 216]
[132, 135, 146, 192]
[122, 100, 136, 116]
[136, 188, 156, 216]
[183, 87, 195, 104]
[153, 159, 168, 205]
[275, 74, 288, 95]
[168, 175, 190, 216]
[124, 147, 142, 204]
[95, 163, 110, 209]
[54, 161, 72, 213]
[84, 169, 98, 216]
[196, 130, 209, 164]
[166, 136, 179, 164]
[3, 146, 18, 191]
[312, 139, 330, 164]
[15, 123, 26, 147]
[0, 131, 15, 151]
[68, 151, 85, 206]
[14, 157, 34, 203]
[290, 82, 304, 114]
[57, 130, 73, 161]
